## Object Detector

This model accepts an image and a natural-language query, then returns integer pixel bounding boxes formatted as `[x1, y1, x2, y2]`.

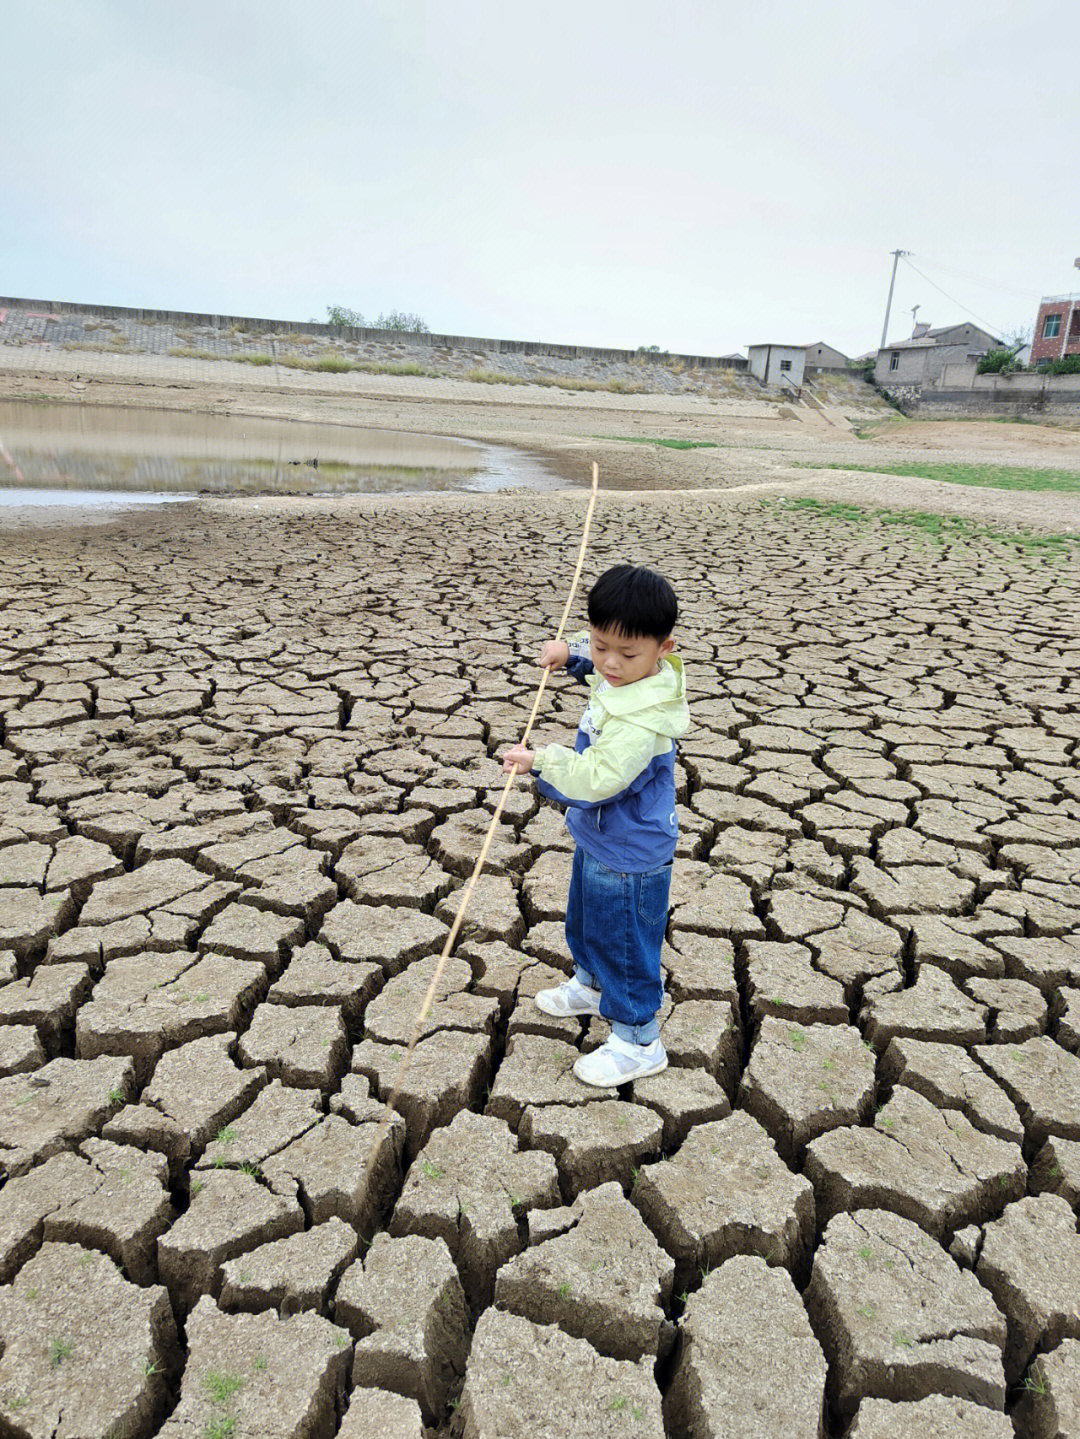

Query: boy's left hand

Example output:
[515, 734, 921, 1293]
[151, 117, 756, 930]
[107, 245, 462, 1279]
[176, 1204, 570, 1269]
[503, 744, 535, 774]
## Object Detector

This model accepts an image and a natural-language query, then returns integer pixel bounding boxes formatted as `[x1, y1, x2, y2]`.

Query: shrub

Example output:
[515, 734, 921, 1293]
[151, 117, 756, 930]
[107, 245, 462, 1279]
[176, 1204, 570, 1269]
[1049, 354, 1080, 376]
[977, 348, 1023, 375]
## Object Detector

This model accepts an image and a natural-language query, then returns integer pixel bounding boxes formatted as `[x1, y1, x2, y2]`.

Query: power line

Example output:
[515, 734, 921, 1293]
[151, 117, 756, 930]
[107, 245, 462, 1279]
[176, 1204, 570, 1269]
[913, 255, 1036, 302]
[899, 255, 1009, 339]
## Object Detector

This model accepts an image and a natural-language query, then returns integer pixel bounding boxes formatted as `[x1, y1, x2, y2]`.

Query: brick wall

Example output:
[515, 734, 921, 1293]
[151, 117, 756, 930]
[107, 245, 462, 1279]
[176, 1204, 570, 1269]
[1031, 299, 1080, 364]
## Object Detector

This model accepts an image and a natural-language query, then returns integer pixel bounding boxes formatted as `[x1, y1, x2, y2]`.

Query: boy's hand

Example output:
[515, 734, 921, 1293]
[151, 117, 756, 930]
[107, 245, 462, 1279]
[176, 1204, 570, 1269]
[538, 640, 570, 670]
[503, 744, 536, 774]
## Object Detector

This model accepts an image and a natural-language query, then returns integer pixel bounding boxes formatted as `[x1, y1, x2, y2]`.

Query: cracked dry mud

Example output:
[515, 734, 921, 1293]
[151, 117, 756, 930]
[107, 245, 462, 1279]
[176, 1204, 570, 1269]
[0, 485, 1078, 1438]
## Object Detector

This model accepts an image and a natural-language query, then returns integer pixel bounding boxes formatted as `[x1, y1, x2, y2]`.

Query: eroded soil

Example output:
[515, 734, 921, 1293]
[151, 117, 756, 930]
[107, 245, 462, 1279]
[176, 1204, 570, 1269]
[0, 396, 1079, 1434]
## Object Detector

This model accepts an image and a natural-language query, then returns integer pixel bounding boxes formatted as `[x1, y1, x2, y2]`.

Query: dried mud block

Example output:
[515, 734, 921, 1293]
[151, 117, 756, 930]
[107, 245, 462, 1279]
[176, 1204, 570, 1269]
[0, 1243, 177, 1439]
[461, 939, 532, 1013]
[102, 1103, 191, 1181]
[75, 949, 266, 1082]
[0, 1024, 45, 1077]
[976, 1194, 1080, 1384]
[805, 1086, 1025, 1238]
[743, 939, 848, 1026]
[142, 1032, 267, 1153]
[430, 808, 533, 876]
[218, 1217, 358, 1316]
[266, 942, 381, 1019]
[519, 1100, 663, 1198]
[234, 848, 339, 923]
[851, 858, 976, 918]
[844, 1395, 1013, 1438]
[520, 849, 574, 923]
[0, 887, 76, 960]
[159, 1168, 304, 1312]
[0, 1054, 133, 1178]
[739, 1019, 876, 1163]
[195, 1080, 322, 1171]
[338, 1387, 424, 1439]
[38, 1139, 172, 1283]
[862, 965, 988, 1050]
[1030, 1136, 1080, 1207]
[966, 976, 1047, 1043]
[495, 1181, 674, 1360]
[906, 914, 1007, 983]
[261, 1110, 403, 1235]
[336, 1231, 466, 1422]
[157, 1295, 351, 1439]
[239, 1001, 348, 1089]
[810, 910, 904, 996]
[319, 898, 448, 973]
[364, 954, 498, 1045]
[994, 936, 1080, 994]
[975, 1037, 1080, 1148]
[631, 1065, 731, 1148]
[633, 1111, 814, 1287]
[0, 962, 92, 1051]
[661, 999, 741, 1088]
[390, 1110, 559, 1306]
[521, 919, 573, 969]
[1052, 987, 1080, 1054]
[335, 835, 451, 909]
[664, 930, 739, 1004]
[79, 857, 215, 926]
[884, 1036, 1023, 1145]
[352, 1029, 491, 1158]
[197, 900, 305, 969]
[0, 1151, 103, 1282]
[1012, 1338, 1080, 1439]
[805, 1208, 1007, 1420]
[668, 863, 764, 941]
[665, 1255, 827, 1439]
[459, 1307, 664, 1439]
[435, 872, 525, 945]
[487, 1033, 616, 1129]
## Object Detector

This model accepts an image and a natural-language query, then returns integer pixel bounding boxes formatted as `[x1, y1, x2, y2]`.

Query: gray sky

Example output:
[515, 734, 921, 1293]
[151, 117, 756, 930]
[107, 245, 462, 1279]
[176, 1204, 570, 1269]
[5, 1, 1078, 356]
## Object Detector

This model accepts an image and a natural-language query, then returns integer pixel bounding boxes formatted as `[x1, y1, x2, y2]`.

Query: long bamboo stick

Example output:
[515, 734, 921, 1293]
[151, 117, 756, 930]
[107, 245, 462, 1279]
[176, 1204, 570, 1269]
[367, 461, 601, 1159]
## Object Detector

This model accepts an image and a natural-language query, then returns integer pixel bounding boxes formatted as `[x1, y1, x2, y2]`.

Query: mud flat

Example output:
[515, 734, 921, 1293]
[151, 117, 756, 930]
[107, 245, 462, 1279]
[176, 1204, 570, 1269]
[0, 349, 1079, 1433]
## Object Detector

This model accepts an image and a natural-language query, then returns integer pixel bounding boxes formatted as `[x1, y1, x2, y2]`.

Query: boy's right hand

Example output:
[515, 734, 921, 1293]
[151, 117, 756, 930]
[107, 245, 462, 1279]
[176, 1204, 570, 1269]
[538, 640, 570, 670]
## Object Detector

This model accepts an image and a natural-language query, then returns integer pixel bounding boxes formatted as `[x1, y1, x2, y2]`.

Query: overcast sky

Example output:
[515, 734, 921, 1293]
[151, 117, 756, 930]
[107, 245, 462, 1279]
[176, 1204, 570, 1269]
[5, 1, 1079, 356]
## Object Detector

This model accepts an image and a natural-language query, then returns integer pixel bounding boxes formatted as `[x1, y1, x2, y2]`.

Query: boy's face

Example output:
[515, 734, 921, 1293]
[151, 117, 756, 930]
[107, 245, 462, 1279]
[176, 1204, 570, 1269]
[589, 625, 674, 688]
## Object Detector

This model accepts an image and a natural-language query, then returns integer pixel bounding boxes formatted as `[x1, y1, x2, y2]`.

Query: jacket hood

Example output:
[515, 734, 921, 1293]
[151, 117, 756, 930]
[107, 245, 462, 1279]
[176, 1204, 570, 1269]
[588, 654, 690, 738]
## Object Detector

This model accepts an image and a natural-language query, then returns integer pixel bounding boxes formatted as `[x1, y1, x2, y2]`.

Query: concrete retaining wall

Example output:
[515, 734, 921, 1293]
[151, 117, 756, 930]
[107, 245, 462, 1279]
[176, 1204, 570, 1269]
[0, 296, 749, 397]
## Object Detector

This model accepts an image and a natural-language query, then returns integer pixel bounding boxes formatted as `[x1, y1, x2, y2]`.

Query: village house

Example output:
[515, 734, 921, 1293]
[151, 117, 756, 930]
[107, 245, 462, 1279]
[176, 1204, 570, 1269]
[874, 321, 1000, 387]
[803, 341, 849, 371]
[747, 344, 806, 387]
[1030, 293, 1080, 365]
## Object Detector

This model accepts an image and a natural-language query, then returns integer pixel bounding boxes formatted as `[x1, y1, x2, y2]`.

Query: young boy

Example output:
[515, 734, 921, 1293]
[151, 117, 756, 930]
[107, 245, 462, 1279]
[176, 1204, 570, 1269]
[502, 563, 689, 1085]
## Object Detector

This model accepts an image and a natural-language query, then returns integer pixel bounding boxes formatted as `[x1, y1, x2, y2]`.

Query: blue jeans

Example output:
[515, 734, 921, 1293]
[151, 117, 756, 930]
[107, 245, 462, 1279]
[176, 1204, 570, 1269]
[565, 846, 671, 1045]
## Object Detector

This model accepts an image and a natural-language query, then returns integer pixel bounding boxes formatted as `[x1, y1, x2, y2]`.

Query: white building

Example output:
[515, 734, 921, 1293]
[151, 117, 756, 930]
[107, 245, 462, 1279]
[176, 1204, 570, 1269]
[747, 344, 806, 388]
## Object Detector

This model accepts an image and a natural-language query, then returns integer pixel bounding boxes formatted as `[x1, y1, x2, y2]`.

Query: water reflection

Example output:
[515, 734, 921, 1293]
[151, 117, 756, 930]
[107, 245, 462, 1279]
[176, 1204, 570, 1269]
[0, 400, 570, 504]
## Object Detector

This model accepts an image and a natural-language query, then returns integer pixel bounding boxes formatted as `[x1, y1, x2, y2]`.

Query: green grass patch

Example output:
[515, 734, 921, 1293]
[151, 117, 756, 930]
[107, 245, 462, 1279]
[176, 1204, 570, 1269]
[607, 435, 718, 450]
[776, 496, 1077, 557]
[793, 460, 1080, 493]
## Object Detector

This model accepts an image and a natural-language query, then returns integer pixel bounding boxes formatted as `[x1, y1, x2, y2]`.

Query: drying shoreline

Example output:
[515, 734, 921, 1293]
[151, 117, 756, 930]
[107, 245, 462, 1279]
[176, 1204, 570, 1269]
[2, 345, 1080, 532]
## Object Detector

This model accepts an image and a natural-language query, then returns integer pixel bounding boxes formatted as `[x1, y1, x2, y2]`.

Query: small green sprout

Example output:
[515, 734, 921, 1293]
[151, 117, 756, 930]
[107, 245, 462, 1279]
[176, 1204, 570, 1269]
[50, 1337, 73, 1368]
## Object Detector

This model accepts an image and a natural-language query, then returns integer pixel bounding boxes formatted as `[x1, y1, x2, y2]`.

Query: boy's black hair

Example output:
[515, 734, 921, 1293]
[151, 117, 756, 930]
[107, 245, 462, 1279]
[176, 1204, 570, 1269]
[587, 564, 678, 640]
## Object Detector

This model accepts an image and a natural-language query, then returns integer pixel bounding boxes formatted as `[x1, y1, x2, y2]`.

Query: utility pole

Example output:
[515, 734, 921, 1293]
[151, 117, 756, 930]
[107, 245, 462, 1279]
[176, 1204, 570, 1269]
[880, 249, 909, 350]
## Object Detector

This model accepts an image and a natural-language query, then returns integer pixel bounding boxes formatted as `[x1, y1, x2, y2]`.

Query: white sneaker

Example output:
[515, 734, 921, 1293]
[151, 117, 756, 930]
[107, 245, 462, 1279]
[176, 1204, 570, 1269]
[535, 976, 602, 1018]
[573, 1034, 668, 1087]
